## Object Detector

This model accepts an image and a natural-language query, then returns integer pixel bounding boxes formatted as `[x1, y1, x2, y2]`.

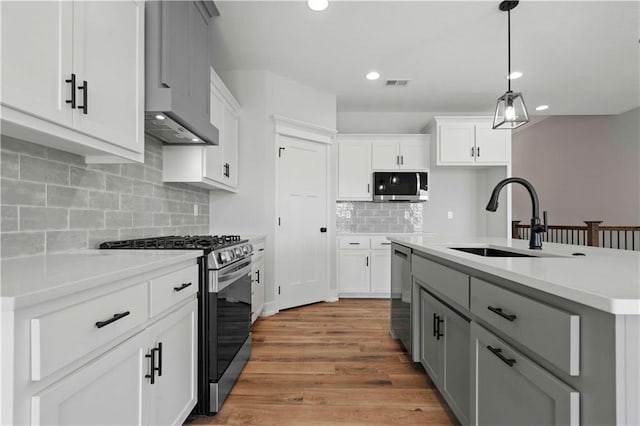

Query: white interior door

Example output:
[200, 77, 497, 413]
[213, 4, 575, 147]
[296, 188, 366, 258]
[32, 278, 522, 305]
[277, 135, 328, 310]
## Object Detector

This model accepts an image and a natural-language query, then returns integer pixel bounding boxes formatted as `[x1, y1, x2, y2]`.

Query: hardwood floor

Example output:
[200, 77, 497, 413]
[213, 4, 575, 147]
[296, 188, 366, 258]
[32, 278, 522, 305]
[189, 299, 458, 426]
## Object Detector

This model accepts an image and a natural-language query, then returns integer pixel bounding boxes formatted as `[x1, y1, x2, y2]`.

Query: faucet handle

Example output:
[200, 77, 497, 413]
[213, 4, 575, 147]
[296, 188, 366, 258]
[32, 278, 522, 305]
[541, 211, 548, 232]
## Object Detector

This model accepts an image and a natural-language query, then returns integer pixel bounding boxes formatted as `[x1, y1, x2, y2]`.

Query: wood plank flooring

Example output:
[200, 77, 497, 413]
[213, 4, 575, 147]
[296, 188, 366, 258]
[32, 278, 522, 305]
[189, 299, 458, 426]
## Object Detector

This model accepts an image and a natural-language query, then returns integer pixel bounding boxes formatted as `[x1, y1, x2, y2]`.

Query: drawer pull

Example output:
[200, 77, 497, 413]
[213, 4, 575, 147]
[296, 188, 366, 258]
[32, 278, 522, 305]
[145, 348, 156, 384]
[156, 342, 163, 377]
[488, 306, 517, 322]
[349, 242, 361, 245]
[487, 345, 516, 367]
[173, 282, 192, 292]
[381, 242, 392, 245]
[95, 311, 130, 329]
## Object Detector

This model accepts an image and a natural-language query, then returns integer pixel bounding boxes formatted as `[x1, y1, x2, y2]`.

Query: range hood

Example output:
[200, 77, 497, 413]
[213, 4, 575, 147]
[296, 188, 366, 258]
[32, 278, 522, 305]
[144, 112, 215, 145]
[144, 0, 219, 146]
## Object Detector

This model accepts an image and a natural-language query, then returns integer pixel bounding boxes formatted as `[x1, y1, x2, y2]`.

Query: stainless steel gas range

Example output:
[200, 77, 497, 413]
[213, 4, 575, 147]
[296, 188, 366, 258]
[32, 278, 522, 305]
[100, 235, 253, 416]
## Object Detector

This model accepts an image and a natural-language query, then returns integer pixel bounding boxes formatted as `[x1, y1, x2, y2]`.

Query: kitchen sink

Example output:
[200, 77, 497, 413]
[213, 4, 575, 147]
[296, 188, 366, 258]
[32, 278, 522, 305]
[450, 247, 545, 258]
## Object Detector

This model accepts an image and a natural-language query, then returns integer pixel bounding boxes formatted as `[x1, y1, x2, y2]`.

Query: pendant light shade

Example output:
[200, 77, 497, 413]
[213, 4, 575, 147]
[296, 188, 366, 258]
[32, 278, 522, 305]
[493, 1, 529, 130]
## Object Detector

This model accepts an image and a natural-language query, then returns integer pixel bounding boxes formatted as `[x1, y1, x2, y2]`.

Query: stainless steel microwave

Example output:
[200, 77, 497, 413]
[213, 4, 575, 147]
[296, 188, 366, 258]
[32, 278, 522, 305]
[372, 171, 428, 202]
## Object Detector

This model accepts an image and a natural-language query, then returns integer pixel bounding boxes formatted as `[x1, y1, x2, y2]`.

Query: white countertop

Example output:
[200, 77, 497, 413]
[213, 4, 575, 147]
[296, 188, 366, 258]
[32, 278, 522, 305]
[388, 236, 640, 315]
[1, 250, 201, 311]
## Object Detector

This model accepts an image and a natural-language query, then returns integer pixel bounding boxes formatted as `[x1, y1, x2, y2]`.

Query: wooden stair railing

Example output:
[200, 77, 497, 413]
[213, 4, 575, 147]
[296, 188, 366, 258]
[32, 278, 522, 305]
[512, 220, 640, 251]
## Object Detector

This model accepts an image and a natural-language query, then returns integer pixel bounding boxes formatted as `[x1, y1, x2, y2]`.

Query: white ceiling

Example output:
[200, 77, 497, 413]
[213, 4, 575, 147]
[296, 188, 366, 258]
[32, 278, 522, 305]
[211, 1, 640, 115]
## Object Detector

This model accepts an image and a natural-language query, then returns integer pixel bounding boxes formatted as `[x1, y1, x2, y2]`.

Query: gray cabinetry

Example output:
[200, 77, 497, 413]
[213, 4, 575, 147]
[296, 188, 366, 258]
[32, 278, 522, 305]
[145, 0, 219, 144]
[419, 287, 470, 425]
[471, 322, 579, 426]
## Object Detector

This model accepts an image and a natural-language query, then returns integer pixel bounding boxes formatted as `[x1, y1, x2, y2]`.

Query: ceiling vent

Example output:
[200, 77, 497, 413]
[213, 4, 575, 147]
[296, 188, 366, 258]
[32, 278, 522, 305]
[385, 79, 410, 87]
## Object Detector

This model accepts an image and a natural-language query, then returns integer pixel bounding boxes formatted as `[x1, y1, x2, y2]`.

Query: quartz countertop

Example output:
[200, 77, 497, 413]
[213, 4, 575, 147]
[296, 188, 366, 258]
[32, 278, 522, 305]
[1, 250, 201, 311]
[388, 236, 640, 315]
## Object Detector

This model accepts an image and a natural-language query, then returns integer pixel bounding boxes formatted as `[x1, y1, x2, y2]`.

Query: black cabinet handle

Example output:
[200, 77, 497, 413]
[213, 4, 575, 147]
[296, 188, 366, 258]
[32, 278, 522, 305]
[366, 256, 369, 267]
[477, 147, 480, 157]
[381, 242, 391, 245]
[488, 306, 517, 322]
[256, 270, 260, 284]
[401, 155, 404, 165]
[145, 348, 156, 384]
[95, 311, 130, 328]
[367, 183, 370, 193]
[156, 342, 163, 377]
[173, 282, 192, 292]
[436, 316, 444, 340]
[487, 345, 516, 367]
[349, 242, 360, 245]
[471, 147, 475, 157]
[77, 80, 88, 114]
[433, 313, 438, 337]
[65, 74, 76, 109]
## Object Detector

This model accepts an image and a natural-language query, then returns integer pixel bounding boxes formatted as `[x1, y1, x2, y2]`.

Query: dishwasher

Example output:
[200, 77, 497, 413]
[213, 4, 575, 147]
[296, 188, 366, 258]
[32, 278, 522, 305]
[390, 243, 412, 355]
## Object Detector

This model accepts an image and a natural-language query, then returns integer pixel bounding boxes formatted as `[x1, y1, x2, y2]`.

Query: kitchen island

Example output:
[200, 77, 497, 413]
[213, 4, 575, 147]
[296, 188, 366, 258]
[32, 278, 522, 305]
[388, 236, 639, 426]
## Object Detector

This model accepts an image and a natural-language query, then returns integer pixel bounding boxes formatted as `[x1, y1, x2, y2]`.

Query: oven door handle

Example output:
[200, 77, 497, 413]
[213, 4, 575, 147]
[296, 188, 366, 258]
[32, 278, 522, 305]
[216, 263, 252, 292]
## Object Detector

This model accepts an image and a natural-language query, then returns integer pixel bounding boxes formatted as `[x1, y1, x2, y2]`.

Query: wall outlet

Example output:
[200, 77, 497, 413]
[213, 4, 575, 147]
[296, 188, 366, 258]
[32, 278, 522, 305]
[193, 204, 199, 216]
[404, 211, 410, 219]
[346, 211, 351, 219]
[447, 211, 453, 220]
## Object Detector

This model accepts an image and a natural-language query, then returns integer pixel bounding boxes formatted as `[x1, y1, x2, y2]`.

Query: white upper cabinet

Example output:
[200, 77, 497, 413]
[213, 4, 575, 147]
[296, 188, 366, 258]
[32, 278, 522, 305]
[370, 135, 429, 170]
[337, 138, 372, 201]
[0, 0, 144, 163]
[163, 68, 240, 192]
[427, 117, 511, 166]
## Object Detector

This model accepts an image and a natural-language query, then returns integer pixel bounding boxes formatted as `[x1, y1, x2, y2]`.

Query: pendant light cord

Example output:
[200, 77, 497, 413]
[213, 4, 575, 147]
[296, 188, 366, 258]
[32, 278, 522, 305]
[507, 8, 511, 92]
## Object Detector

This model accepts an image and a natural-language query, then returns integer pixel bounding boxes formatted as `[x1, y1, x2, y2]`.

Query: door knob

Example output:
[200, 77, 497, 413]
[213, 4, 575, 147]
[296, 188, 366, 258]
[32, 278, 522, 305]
[320, 227, 327, 233]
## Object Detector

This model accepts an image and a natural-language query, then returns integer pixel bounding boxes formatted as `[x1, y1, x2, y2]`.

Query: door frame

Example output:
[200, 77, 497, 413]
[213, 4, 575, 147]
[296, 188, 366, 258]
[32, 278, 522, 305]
[272, 115, 336, 311]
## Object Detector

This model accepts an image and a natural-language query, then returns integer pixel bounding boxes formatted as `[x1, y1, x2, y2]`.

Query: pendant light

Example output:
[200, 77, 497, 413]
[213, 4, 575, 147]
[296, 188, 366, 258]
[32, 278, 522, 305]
[493, 1, 529, 129]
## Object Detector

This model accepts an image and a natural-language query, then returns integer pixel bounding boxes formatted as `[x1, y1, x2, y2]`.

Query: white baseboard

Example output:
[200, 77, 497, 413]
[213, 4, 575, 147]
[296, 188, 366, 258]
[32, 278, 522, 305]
[325, 289, 339, 302]
[337, 292, 391, 299]
[262, 301, 279, 317]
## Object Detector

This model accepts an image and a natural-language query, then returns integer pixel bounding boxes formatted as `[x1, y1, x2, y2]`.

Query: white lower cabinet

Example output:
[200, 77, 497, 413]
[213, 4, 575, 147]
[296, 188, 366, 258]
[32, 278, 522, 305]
[251, 237, 266, 324]
[3, 260, 199, 425]
[470, 322, 580, 426]
[338, 236, 391, 297]
[32, 330, 149, 425]
[419, 287, 470, 425]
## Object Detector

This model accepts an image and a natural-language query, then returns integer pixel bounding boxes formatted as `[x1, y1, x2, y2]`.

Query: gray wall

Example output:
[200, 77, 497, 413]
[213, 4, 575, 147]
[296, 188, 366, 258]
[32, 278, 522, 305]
[0, 136, 210, 258]
[512, 108, 640, 225]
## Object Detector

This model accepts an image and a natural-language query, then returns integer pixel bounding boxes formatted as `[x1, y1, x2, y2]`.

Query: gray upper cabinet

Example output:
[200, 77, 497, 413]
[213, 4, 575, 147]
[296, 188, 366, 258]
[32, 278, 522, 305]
[145, 0, 219, 144]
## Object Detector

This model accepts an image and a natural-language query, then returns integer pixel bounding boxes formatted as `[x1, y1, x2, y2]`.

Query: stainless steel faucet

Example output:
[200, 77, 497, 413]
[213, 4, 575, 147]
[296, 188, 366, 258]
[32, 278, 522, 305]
[486, 177, 548, 249]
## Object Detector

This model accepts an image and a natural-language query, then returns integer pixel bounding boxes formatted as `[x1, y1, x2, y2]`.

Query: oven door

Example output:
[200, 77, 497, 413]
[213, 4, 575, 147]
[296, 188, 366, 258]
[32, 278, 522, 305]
[208, 258, 252, 382]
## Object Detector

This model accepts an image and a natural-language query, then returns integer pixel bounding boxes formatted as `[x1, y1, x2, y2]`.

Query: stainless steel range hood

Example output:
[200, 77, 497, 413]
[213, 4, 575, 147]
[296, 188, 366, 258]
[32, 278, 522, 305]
[144, 112, 215, 145]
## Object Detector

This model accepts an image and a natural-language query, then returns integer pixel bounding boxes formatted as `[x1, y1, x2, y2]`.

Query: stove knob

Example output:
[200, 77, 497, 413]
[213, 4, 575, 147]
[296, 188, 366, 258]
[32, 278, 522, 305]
[235, 247, 242, 256]
[218, 252, 225, 263]
[228, 249, 236, 260]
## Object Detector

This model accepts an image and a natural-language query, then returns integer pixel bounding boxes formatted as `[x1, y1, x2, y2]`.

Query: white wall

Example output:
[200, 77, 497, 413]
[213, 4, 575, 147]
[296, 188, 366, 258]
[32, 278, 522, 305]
[512, 108, 640, 225]
[210, 70, 338, 313]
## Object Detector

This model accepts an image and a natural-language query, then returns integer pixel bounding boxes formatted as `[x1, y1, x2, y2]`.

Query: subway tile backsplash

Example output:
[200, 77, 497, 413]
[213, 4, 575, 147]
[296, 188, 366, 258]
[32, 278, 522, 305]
[336, 201, 423, 233]
[0, 135, 210, 258]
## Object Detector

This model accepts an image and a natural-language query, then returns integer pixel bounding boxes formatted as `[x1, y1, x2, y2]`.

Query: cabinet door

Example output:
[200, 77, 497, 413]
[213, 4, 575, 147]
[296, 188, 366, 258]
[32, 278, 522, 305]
[441, 304, 470, 425]
[474, 123, 510, 164]
[471, 322, 579, 426]
[371, 140, 399, 170]
[223, 103, 239, 188]
[147, 300, 198, 426]
[72, 0, 144, 154]
[419, 288, 442, 384]
[370, 251, 391, 294]
[1, 0, 73, 127]
[205, 84, 226, 182]
[398, 139, 427, 169]
[252, 258, 265, 323]
[337, 141, 371, 200]
[338, 250, 370, 294]
[31, 330, 149, 425]
[438, 124, 475, 165]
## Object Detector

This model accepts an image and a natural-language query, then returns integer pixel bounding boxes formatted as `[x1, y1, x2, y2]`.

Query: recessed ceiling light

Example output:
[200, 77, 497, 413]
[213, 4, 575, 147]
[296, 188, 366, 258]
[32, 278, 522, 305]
[307, 0, 328, 11]
[154, 114, 166, 120]
[535, 105, 549, 111]
[366, 71, 380, 81]
[506, 71, 523, 80]
[191, 138, 200, 142]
